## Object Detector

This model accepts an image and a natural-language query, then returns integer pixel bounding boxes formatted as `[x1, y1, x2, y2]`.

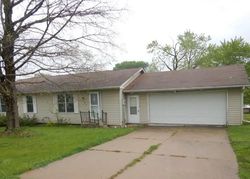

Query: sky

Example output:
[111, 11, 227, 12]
[110, 0, 250, 65]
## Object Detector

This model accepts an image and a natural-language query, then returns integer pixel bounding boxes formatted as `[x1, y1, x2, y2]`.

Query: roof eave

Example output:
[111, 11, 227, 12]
[123, 84, 249, 93]
[18, 86, 121, 94]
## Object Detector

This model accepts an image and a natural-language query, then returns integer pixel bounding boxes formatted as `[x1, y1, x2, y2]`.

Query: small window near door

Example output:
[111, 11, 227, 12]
[129, 96, 137, 115]
[89, 92, 100, 117]
[26, 96, 34, 113]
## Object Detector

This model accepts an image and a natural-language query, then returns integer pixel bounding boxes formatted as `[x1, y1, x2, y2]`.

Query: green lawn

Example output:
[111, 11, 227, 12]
[227, 124, 250, 179]
[0, 126, 135, 179]
[244, 113, 250, 122]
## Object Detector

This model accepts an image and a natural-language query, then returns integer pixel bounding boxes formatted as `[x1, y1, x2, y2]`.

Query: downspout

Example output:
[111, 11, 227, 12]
[119, 88, 124, 126]
[226, 90, 229, 126]
[241, 86, 250, 123]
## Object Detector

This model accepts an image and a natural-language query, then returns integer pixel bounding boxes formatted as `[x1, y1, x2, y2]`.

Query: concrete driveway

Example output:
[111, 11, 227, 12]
[21, 127, 238, 179]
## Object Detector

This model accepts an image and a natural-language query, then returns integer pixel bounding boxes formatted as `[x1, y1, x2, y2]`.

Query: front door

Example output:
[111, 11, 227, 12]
[128, 95, 140, 123]
[89, 92, 100, 119]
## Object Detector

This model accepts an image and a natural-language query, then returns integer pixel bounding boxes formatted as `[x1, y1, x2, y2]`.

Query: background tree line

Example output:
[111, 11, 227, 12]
[114, 30, 250, 103]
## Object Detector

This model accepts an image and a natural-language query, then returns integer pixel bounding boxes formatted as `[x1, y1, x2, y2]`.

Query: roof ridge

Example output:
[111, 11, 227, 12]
[125, 64, 248, 92]
[144, 64, 244, 75]
[17, 68, 143, 82]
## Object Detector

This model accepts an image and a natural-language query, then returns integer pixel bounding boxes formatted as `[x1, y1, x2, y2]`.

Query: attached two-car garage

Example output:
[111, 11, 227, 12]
[149, 91, 227, 125]
[125, 65, 246, 125]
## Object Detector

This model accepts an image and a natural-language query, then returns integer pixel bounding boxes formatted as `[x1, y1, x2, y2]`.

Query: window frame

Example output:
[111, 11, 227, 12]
[57, 93, 74, 113]
[26, 95, 34, 113]
[89, 92, 100, 118]
[128, 96, 138, 115]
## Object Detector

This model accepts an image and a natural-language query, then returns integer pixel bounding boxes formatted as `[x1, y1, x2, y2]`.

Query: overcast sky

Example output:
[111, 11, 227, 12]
[110, 0, 250, 65]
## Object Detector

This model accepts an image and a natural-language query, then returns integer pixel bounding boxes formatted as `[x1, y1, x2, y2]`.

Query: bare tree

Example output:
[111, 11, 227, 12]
[147, 40, 184, 71]
[0, 0, 122, 131]
[147, 31, 211, 71]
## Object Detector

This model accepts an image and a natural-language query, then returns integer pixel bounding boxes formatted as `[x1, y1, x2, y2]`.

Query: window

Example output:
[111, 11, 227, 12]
[26, 96, 34, 112]
[0, 97, 6, 112]
[58, 94, 74, 112]
[23, 96, 36, 113]
[90, 92, 100, 117]
[129, 96, 137, 115]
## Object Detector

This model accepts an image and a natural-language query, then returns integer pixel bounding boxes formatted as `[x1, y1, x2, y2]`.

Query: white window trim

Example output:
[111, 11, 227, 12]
[23, 95, 37, 114]
[89, 92, 100, 118]
[73, 94, 79, 113]
[57, 93, 75, 113]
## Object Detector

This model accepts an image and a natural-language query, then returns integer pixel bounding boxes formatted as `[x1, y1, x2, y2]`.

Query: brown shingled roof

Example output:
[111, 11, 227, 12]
[124, 64, 249, 92]
[17, 68, 142, 94]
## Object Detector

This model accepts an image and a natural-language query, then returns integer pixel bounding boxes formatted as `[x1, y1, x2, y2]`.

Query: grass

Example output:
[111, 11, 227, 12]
[109, 144, 160, 179]
[0, 125, 135, 179]
[244, 113, 250, 122]
[227, 123, 250, 179]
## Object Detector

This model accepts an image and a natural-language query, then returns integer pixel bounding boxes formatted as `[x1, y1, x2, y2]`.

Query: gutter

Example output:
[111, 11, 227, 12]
[123, 84, 249, 93]
[17, 86, 121, 95]
[17, 69, 145, 95]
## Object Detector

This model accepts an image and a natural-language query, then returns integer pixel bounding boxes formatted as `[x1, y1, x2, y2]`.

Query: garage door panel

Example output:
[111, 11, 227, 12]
[149, 91, 226, 125]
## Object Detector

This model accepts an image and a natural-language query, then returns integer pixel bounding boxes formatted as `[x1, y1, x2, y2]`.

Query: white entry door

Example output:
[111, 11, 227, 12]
[89, 92, 100, 119]
[128, 96, 140, 123]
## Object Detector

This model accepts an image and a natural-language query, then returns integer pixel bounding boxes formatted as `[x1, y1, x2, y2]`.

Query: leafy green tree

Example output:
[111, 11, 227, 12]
[113, 61, 149, 70]
[198, 37, 250, 70]
[198, 37, 250, 104]
[244, 89, 250, 104]
[147, 30, 211, 70]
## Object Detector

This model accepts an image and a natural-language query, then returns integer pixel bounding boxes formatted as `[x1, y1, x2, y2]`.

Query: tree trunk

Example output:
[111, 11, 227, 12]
[1, 0, 20, 131]
[5, 83, 19, 131]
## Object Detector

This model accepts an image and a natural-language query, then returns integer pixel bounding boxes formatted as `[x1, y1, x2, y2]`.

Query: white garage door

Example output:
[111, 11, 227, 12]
[149, 91, 226, 125]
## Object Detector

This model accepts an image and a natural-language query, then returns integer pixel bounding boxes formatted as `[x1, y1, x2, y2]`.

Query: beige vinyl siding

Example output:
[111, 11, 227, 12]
[227, 88, 243, 125]
[18, 92, 87, 124]
[125, 93, 149, 124]
[129, 88, 243, 125]
[18, 94, 54, 122]
[101, 90, 121, 125]
[17, 90, 121, 125]
[139, 93, 149, 123]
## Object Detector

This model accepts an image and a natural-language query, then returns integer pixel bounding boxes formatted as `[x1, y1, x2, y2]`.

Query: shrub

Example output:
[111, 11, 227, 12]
[0, 115, 7, 126]
[0, 114, 38, 127]
[45, 120, 56, 127]
[20, 115, 38, 126]
[57, 117, 71, 124]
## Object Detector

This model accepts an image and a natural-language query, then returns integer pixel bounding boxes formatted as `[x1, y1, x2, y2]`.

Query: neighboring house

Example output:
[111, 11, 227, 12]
[243, 104, 250, 113]
[9, 64, 249, 126]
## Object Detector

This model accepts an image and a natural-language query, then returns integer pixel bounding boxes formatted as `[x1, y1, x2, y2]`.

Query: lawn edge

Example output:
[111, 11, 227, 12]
[14, 127, 137, 179]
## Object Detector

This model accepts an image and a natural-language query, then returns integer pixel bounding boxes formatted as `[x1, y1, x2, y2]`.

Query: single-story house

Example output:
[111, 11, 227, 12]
[9, 64, 249, 126]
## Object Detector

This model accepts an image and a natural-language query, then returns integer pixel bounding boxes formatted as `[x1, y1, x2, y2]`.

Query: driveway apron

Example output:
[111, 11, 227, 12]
[21, 127, 238, 179]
